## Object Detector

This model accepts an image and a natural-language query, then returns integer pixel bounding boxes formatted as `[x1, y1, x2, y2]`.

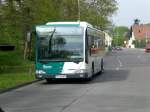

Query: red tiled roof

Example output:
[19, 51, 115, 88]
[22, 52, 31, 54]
[132, 24, 150, 40]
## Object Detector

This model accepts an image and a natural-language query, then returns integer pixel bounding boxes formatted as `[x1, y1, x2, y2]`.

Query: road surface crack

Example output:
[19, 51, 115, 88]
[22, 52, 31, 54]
[60, 87, 92, 112]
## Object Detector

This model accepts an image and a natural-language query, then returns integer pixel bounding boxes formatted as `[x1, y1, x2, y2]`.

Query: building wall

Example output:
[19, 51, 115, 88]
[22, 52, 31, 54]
[132, 24, 150, 40]
[129, 24, 150, 48]
[105, 32, 112, 47]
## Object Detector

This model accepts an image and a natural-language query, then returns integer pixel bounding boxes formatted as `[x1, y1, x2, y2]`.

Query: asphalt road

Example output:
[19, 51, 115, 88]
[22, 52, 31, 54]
[1, 48, 150, 112]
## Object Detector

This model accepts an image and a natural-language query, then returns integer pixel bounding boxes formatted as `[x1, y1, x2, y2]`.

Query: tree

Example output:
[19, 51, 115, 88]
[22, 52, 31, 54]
[55, 0, 118, 30]
[58, 0, 78, 21]
[112, 26, 130, 46]
[0, 0, 118, 60]
[80, 0, 118, 30]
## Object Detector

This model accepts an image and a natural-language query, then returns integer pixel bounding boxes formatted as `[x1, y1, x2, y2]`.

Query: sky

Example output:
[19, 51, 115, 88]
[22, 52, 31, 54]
[113, 0, 150, 27]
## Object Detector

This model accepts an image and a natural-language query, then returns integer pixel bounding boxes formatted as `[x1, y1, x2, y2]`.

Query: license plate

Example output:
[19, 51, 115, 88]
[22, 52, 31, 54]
[56, 75, 67, 79]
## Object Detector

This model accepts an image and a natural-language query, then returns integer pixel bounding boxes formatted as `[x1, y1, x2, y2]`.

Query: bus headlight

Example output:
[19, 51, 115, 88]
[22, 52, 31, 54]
[75, 69, 87, 74]
[36, 70, 46, 78]
[36, 70, 46, 74]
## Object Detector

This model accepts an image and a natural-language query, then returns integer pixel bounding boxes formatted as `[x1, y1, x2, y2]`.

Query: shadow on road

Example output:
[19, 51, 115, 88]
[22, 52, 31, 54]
[0, 107, 5, 112]
[40, 69, 129, 85]
[91, 69, 130, 83]
[41, 79, 90, 85]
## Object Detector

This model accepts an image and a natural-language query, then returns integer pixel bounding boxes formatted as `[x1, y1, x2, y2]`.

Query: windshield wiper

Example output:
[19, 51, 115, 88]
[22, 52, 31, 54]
[48, 28, 56, 52]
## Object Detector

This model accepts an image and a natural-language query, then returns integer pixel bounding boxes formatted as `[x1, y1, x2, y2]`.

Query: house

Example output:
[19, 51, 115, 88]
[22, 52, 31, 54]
[104, 32, 112, 51]
[128, 24, 150, 48]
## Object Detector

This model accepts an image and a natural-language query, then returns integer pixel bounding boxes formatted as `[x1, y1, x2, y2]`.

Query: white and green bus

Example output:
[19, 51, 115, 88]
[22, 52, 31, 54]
[35, 22, 105, 82]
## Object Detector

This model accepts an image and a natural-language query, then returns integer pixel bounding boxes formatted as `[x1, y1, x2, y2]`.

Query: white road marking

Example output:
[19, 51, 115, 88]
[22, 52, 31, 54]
[137, 55, 146, 62]
[137, 55, 141, 59]
[115, 67, 120, 71]
[117, 57, 123, 67]
[115, 57, 123, 71]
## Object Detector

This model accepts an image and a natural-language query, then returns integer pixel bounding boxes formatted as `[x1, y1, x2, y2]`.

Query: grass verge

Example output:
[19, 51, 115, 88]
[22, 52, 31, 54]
[0, 72, 35, 91]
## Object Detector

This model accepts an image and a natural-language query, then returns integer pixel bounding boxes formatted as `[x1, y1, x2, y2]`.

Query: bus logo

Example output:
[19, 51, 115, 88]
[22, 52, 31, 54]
[43, 65, 52, 69]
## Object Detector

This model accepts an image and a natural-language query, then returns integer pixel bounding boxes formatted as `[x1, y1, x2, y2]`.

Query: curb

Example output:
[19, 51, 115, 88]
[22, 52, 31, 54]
[0, 80, 41, 94]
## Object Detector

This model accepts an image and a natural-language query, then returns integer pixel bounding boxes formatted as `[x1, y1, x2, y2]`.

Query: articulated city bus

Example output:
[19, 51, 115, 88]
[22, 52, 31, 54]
[35, 22, 105, 82]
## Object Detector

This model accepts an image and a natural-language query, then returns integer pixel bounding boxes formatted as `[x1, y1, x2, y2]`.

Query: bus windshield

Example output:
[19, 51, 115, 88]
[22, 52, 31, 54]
[37, 26, 84, 62]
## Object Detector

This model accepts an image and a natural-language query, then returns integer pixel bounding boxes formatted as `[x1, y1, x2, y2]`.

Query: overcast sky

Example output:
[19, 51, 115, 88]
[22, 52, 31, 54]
[113, 0, 150, 27]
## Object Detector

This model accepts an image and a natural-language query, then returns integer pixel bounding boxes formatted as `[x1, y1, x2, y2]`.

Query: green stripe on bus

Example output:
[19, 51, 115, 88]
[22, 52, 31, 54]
[36, 62, 64, 75]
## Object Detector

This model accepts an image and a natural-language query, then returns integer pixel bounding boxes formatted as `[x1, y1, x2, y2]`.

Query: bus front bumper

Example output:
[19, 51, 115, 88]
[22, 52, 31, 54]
[36, 73, 88, 79]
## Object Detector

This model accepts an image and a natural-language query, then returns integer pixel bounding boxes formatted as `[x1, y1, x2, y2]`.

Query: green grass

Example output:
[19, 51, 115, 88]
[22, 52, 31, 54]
[0, 72, 35, 91]
[0, 50, 33, 66]
[0, 45, 36, 90]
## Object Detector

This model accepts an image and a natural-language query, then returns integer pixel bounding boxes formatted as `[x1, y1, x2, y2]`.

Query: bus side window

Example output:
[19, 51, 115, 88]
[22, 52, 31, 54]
[88, 35, 92, 56]
[90, 36, 98, 55]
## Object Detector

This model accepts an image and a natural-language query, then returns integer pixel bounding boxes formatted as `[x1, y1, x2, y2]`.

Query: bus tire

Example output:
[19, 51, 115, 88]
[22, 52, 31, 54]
[84, 73, 92, 81]
[92, 62, 95, 76]
[100, 59, 104, 73]
[85, 77, 92, 81]
[46, 78, 52, 83]
[84, 75, 92, 81]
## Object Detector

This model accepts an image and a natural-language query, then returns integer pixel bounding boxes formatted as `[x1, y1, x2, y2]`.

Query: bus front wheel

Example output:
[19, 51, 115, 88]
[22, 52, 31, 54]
[46, 78, 52, 83]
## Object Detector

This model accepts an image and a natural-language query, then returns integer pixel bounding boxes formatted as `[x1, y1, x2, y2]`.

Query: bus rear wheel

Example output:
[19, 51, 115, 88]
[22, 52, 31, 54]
[100, 59, 104, 73]
[92, 62, 94, 75]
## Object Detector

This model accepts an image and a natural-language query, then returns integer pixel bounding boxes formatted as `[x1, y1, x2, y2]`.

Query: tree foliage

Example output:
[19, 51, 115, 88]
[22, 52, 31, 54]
[0, 0, 118, 59]
[133, 39, 150, 48]
[81, 0, 118, 29]
[112, 26, 130, 46]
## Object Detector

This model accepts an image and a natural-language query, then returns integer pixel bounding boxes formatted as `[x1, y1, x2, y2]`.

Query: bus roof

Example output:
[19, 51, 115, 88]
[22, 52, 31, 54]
[46, 21, 93, 28]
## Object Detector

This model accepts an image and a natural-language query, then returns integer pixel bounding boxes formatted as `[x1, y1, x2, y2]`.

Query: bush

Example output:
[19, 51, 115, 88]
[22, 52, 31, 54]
[133, 39, 150, 48]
